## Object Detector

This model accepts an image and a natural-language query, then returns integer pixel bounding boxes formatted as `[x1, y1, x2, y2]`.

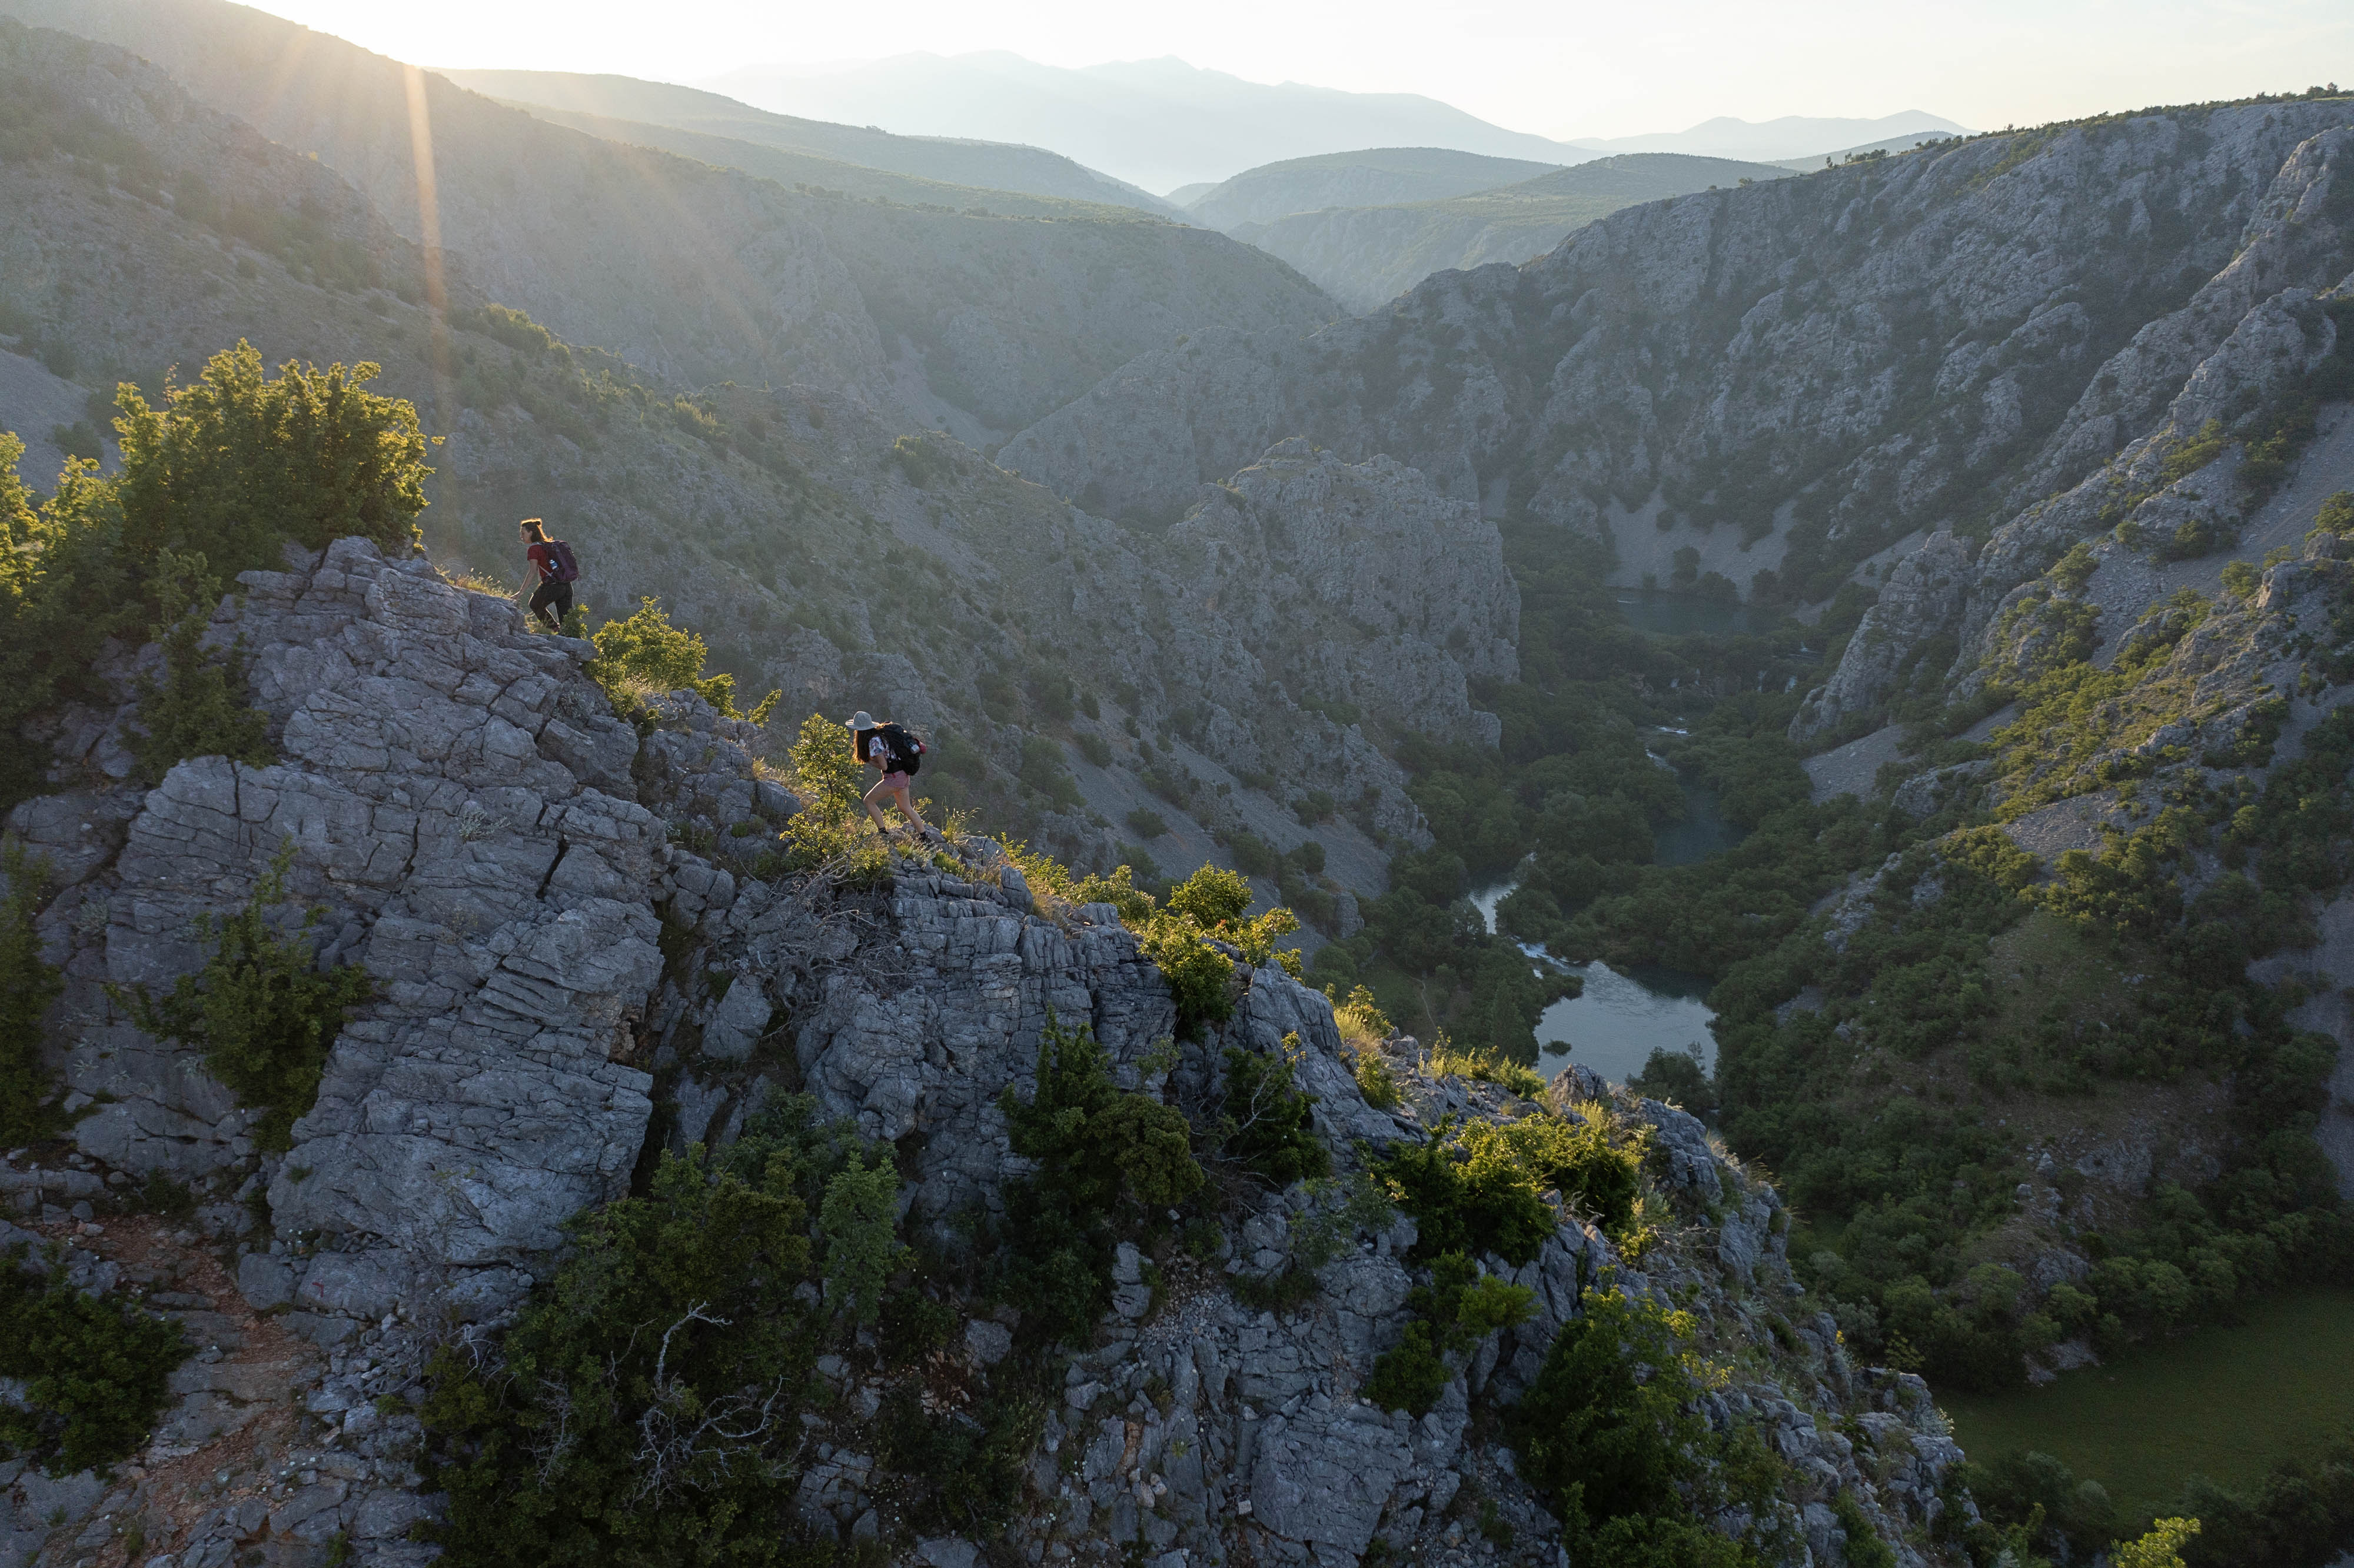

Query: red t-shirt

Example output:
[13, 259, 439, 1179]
[527, 542, 559, 583]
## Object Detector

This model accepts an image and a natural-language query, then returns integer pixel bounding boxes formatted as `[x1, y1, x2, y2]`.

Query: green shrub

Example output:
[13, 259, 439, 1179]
[1213, 1033, 1329, 1186]
[1362, 1251, 1535, 1416]
[423, 1115, 826, 1566]
[819, 1149, 909, 1324]
[994, 1017, 1200, 1343]
[2, 347, 431, 804]
[2161, 418, 2231, 484]
[0, 842, 61, 1146]
[1375, 1112, 1644, 1266]
[774, 713, 889, 883]
[128, 549, 272, 781]
[1016, 735, 1083, 810]
[1362, 1320, 1447, 1414]
[1507, 1290, 1741, 1558]
[1075, 732, 1112, 767]
[587, 598, 777, 724]
[1230, 833, 1278, 876]
[1135, 864, 1302, 1034]
[112, 842, 372, 1150]
[0, 1243, 191, 1475]
[1125, 807, 1169, 840]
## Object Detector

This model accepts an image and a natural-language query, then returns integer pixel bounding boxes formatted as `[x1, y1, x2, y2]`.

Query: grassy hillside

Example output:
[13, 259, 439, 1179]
[1231, 152, 1794, 311]
[441, 68, 1182, 217]
[1186, 145, 1564, 231]
[0, 0, 1334, 435]
[487, 101, 1150, 221]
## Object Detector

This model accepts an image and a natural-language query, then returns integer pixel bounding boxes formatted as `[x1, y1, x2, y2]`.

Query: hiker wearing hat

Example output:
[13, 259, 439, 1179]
[850, 710, 932, 840]
[519, 518, 581, 632]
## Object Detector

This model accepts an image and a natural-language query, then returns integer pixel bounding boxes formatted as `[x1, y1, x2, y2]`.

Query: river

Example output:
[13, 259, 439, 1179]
[1469, 832, 1724, 1086]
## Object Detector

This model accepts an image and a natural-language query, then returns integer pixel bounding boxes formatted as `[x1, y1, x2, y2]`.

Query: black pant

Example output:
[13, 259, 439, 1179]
[528, 578, 573, 630]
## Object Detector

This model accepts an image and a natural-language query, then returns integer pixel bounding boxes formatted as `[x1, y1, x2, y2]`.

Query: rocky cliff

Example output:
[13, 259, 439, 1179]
[1792, 122, 2353, 743]
[2, 539, 1964, 1567]
[1003, 101, 2354, 611]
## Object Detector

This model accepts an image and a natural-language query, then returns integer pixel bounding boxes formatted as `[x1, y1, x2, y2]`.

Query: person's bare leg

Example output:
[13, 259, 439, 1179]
[892, 785, 926, 834]
[863, 777, 895, 835]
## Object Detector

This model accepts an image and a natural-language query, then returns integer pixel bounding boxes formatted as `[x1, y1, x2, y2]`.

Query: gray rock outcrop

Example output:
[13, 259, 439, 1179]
[4, 540, 1959, 1568]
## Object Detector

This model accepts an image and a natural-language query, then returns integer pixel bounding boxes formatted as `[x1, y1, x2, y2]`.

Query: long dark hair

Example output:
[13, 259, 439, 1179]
[520, 517, 548, 542]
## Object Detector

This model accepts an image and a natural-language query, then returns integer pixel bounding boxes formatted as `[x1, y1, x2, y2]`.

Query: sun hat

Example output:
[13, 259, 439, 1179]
[849, 710, 876, 730]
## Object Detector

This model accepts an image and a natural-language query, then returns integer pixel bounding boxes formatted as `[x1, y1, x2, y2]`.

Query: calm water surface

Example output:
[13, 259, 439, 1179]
[1470, 871, 1719, 1088]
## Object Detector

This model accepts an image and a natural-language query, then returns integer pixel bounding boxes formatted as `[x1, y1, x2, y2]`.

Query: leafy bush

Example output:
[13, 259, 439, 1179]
[995, 1017, 1199, 1343]
[1959, 1448, 2119, 1561]
[1017, 735, 1083, 811]
[1230, 833, 1278, 876]
[1362, 1251, 1534, 1416]
[1138, 864, 1303, 1035]
[1361, 1320, 1448, 1414]
[1213, 1033, 1329, 1185]
[772, 713, 889, 884]
[1628, 1047, 1715, 1117]
[2, 347, 431, 804]
[1074, 732, 1113, 767]
[0, 842, 62, 1146]
[1125, 807, 1169, 840]
[587, 598, 777, 724]
[1507, 1289, 1746, 1562]
[128, 549, 272, 781]
[424, 1109, 831, 1566]
[819, 1149, 909, 1324]
[0, 1243, 190, 1476]
[114, 843, 371, 1150]
[1375, 1111, 1644, 1266]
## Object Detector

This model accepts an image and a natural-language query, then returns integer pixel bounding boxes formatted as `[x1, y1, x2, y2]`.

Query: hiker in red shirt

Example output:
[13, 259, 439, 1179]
[519, 518, 579, 631]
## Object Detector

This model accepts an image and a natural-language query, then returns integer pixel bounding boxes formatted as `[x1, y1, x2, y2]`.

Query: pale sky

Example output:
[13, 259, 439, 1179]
[248, 0, 2350, 141]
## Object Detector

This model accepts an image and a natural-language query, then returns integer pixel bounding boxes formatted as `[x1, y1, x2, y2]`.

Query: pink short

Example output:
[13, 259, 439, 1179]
[874, 771, 911, 790]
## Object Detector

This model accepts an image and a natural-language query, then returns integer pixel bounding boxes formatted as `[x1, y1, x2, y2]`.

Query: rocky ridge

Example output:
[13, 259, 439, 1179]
[1790, 122, 2354, 743]
[4, 540, 1961, 1567]
[1003, 99, 2354, 610]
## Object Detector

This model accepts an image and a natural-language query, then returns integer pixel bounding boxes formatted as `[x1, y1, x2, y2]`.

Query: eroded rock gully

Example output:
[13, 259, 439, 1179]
[6, 542, 1958, 1567]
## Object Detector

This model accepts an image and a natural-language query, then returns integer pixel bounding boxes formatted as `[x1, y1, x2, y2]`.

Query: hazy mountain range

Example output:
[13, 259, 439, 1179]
[701, 51, 1969, 194]
[440, 68, 1185, 218]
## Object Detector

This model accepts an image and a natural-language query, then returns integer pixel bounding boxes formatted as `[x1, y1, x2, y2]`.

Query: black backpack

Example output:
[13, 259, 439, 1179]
[877, 721, 926, 774]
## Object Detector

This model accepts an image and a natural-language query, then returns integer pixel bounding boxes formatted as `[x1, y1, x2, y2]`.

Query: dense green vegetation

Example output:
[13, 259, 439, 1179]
[1309, 528, 1822, 1057]
[426, 1100, 855, 1562]
[1508, 1289, 1782, 1566]
[0, 344, 430, 804]
[0, 1243, 190, 1476]
[0, 840, 62, 1147]
[587, 597, 781, 727]
[1945, 1288, 2354, 1530]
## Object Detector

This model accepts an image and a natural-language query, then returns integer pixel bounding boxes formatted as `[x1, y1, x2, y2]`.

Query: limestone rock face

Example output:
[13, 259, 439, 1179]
[1, 538, 1957, 1564]
[75, 542, 663, 1284]
[1006, 103, 2354, 617]
[1793, 124, 2354, 743]
[1788, 531, 1976, 745]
